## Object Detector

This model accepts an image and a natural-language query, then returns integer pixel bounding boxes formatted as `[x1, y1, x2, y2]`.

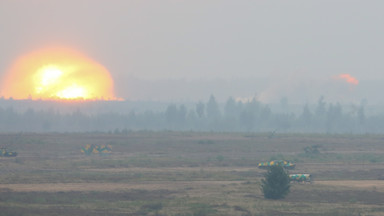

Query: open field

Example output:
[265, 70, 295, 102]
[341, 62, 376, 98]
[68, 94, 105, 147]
[0, 132, 384, 215]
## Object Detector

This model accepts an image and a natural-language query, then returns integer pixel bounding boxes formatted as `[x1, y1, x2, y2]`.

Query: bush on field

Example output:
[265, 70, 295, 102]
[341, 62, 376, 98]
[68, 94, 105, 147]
[261, 165, 290, 199]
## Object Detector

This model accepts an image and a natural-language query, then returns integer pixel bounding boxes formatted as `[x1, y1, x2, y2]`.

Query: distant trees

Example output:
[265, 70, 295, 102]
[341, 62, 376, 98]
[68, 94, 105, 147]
[165, 104, 187, 130]
[195, 101, 205, 118]
[206, 95, 221, 121]
[300, 104, 312, 125]
[0, 95, 375, 133]
[358, 105, 365, 125]
[315, 96, 327, 117]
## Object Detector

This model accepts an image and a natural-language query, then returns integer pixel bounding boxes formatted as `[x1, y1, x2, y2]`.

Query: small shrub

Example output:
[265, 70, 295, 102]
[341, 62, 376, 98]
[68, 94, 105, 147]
[260, 165, 290, 199]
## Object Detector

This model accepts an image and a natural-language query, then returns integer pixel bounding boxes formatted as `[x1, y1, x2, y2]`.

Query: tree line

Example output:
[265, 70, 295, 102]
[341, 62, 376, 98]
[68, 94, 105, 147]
[0, 95, 380, 133]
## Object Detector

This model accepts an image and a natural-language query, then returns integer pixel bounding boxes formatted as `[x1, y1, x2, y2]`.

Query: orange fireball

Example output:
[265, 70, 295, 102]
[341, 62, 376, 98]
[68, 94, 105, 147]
[1, 47, 120, 100]
[336, 74, 359, 85]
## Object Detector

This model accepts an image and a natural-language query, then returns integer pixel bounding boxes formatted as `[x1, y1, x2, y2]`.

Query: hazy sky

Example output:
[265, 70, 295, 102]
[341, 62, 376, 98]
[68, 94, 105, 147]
[1, 1, 384, 104]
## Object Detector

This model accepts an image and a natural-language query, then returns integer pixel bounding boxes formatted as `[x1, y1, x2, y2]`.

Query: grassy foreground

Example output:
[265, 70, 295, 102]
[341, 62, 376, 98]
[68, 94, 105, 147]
[0, 132, 384, 215]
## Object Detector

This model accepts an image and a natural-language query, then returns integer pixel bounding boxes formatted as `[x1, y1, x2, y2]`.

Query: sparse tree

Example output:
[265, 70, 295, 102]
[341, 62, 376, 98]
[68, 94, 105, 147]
[240, 109, 254, 131]
[165, 104, 178, 127]
[196, 101, 205, 118]
[177, 105, 187, 128]
[224, 97, 237, 118]
[300, 104, 312, 124]
[261, 165, 290, 199]
[280, 96, 289, 112]
[358, 105, 365, 125]
[206, 95, 221, 120]
[315, 96, 327, 117]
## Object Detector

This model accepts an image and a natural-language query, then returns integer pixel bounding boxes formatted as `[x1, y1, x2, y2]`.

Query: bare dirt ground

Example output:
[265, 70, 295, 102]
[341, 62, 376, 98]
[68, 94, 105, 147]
[86, 166, 260, 173]
[0, 180, 242, 192]
[3, 179, 384, 193]
[1, 133, 384, 215]
[316, 180, 384, 191]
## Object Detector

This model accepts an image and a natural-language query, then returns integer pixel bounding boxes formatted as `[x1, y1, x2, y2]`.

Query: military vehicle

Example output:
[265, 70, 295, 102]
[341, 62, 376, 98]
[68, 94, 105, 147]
[0, 147, 17, 157]
[81, 144, 112, 155]
[258, 160, 296, 170]
[289, 174, 312, 183]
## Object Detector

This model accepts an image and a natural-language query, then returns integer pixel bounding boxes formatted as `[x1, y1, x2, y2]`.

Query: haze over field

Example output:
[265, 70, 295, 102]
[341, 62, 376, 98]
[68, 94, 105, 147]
[1, 1, 384, 104]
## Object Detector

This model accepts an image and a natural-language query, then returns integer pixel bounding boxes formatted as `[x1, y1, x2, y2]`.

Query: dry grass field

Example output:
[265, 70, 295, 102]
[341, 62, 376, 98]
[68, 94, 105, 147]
[0, 132, 384, 215]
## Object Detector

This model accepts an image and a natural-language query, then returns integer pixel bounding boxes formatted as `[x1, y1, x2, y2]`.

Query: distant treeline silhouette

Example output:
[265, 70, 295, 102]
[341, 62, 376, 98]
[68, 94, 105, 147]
[0, 95, 379, 133]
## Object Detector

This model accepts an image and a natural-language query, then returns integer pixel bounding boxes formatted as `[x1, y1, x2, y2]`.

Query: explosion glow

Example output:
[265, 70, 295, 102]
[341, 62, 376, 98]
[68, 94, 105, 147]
[0, 47, 121, 101]
[336, 74, 359, 85]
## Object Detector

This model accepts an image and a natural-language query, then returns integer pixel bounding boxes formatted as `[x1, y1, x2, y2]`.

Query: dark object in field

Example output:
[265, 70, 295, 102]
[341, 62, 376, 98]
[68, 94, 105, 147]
[0, 147, 17, 157]
[304, 145, 321, 154]
[258, 160, 295, 170]
[268, 130, 277, 139]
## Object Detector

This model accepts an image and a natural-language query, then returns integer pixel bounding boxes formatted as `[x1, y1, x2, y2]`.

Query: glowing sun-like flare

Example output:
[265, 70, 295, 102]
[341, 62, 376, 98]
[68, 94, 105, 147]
[335, 74, 359, 85]
[1, 47, 121, 101]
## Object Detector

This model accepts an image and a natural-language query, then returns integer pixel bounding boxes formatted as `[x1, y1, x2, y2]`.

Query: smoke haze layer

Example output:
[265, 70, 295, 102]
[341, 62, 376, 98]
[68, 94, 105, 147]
[1, 1, 383, 104]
